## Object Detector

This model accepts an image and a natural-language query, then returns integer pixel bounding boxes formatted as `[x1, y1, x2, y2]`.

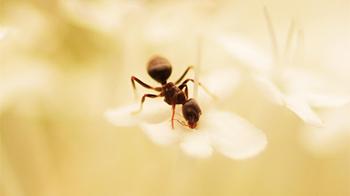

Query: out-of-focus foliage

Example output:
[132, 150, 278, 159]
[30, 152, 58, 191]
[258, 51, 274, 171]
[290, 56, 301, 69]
[1, 0, 350, 196]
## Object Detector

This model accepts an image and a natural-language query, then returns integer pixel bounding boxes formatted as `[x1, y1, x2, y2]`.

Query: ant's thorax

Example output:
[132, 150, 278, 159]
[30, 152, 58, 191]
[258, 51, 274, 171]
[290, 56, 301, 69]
[162, 82, 186, 105]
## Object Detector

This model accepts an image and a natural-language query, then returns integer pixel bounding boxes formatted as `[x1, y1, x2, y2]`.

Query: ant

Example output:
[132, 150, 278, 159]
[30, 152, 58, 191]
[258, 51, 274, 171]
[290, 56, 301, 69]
[131, 55, 214, 129]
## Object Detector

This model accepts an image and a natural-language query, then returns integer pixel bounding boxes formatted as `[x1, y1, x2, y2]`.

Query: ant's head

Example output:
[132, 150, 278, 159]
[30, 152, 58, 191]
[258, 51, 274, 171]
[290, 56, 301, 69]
[147, 55, 172, 84]
[182, 99, 202, 129]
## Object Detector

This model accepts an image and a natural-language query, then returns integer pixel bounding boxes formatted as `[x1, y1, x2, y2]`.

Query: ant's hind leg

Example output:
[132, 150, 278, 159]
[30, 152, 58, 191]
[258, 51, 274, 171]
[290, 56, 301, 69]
[131, 76, 162, 99]
[132, 93, 161, 114]
[174, 66, 194, 85]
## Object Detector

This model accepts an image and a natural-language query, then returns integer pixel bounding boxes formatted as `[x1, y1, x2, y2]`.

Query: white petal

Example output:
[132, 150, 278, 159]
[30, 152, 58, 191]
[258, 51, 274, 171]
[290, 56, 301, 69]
[281, 67, 350, 109]
[285, 95, 323, 127]
[105, 100, 170, 127]
[198, 67, 241, 104]
[306, 93, 350, 108]
[140, 121, 180, 145]
[180, 132, 213, 158]
[105, 105, 139, 127]
[215, 35, 272, 73]
[282, 67, 328, 93]
[200, 110, 267, 160]
[253, 75, 285, 105]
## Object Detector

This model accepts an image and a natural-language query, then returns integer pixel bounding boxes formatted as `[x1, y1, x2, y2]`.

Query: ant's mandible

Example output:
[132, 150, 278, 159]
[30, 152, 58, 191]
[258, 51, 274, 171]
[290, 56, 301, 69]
[131, 55, 213, 129]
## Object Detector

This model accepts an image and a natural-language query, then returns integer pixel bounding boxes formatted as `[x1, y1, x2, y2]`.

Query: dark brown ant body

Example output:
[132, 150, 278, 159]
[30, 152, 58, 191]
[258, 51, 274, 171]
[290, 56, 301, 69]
[131, 55, 211, 129]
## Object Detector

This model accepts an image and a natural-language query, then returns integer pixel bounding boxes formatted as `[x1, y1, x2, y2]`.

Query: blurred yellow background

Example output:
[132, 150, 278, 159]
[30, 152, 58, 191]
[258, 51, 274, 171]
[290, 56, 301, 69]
[1, 0, 349, 196]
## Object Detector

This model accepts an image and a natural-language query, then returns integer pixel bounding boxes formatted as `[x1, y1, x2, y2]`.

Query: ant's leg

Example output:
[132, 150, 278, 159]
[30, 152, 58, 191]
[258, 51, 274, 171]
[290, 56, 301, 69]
[174, 66, 194, 85]
[131, 76, 162, 98]
[178, 84, 189, 99]
[171, 104, 176, 129]
[132, 93, 161, 114]
[180, 79, 217, 99]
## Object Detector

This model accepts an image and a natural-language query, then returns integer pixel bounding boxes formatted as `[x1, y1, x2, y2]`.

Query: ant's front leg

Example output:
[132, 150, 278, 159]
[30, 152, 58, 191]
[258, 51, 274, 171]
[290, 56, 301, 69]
[132, 93, 162, 114]
[174, 66, 194, 85]
[171, 104, 176, 129]
[179, 79, 217, 99]
[178, 83, 189, 99]
[131, 76, 162, 99]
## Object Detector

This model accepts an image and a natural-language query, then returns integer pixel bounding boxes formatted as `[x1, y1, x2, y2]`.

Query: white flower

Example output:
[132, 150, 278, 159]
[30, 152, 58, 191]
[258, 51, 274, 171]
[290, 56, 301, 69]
[141, 109, 266, 159]
[215, 8, 350, 127]
[105, 65, 267, 159]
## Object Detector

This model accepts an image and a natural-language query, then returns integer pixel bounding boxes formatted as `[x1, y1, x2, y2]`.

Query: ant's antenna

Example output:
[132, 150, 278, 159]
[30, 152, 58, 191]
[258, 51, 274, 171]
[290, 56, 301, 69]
[263, 6, 280, 65]
[174, 118, 189, 127]
[193, 35, 202, 99]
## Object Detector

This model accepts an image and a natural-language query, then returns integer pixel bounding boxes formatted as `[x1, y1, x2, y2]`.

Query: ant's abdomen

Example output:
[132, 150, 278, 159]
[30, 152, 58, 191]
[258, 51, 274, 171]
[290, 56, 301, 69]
[147, 56, 172, 84]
